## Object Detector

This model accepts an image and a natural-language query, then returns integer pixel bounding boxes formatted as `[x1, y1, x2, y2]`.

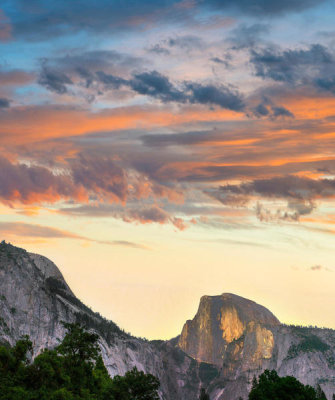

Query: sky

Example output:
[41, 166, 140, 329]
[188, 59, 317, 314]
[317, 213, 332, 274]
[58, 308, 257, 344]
[1, 0, 335, 339]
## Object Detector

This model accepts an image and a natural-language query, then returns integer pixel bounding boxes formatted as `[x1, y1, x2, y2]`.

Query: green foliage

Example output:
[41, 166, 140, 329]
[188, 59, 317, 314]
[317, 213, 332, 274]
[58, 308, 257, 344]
[0, 323, 160, 400]
[287, 335, 330, 359]
[248, 370, 327, 400]
[199, 388, 210, 400]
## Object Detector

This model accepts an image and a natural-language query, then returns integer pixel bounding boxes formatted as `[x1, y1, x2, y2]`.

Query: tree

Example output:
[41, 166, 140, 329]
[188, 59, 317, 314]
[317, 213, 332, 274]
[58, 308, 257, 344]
[0, 323, 160, 400]
[199, 388, 210, 400]
[315, 384, 327, 400]
[103, 367, 160, 400]
[248, 370, 324, 400]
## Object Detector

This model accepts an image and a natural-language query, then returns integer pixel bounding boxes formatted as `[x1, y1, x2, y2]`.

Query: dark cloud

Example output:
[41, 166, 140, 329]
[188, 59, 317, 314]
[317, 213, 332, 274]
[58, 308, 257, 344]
[250, 44, 335, 93]
[210, 56, 230, 68]
[166, 35, 204, 51]
[0, 221, 147, 249]
[0, 97, 10, 108]
[217, 175, 335, 202]
[205, 0, 327, 16]
[185, 82, 245, 111]
[208, 175, 335, 221]
[129, 71, 185, 103]
[251, 97, 294, 119]
[316, 76, 335, 94]
[38, 67, 73, 94]
[95, 71, 128, 89]
[228, 24, 269, 50]
[7, 0, 326, 43]
[40, 65, 246, 111]
[148, 44, 170, 55]
[271, 106, 294, 118]
[9, 0, 183, 39]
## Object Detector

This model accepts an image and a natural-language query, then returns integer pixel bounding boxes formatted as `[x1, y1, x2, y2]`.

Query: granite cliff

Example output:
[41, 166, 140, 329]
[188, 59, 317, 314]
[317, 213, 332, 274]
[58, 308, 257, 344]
[0, 241, 334, 400]
[177, 293, 335, 400]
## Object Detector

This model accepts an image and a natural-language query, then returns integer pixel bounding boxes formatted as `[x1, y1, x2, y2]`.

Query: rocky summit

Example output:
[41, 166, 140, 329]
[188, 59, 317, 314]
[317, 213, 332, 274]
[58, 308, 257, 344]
[178, 293, 280, 366]
[1, 241, 335, 400]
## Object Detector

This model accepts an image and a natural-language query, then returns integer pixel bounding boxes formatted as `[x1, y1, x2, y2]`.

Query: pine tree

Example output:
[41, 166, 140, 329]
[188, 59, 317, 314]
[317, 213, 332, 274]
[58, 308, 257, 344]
[316, 384, 327, 400]
[199, 387, 210, 400]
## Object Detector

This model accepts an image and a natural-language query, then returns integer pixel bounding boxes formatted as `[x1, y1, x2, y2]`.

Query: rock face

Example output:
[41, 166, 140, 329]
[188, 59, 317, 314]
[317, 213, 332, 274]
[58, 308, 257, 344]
[0, 241, 335, 400]
[0, 241, 212, 400]
[178, 293, 280, 366]
[177, 293, 335, 400]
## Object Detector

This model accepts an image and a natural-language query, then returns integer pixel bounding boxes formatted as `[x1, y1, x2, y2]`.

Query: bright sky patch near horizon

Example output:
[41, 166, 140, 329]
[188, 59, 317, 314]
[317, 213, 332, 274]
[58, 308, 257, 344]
[0, 0, 335, 339]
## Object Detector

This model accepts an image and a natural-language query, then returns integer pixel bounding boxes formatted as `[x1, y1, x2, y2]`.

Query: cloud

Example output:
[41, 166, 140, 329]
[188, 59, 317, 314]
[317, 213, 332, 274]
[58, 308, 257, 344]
[117, 205, 187, 230]
[40, 65, 245, 111]
[228, 23, 269, 50]
[149, 35, 204, 55]
[250, 44, 335, 95]
[9, 0, 183, 40]
[205, 0, 327, 16]
[309, 265, 332, 272]
[0, 154, 129, 205]
[0, 155, 83, 205]
[0, 9, 11, 41]
[255, 202, 314, 222]
[38, 66, 73, 94]
[217, 175, 335, 202]
[251, 96, 294, 119]
[0, 221, 147, 249]
[184, 82, 245, 111]
[59, 203, 187, 230]
[0, 98, 10, 108]
[129, 71, 186, 103]
[69, 154, 128, 203]
[209, 175, 335, 221]
[0, 69, 34, 86]
[7, 0, 326, 44]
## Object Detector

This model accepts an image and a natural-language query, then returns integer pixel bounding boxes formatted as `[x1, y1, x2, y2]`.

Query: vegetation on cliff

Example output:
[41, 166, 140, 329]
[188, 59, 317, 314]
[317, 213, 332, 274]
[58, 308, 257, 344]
[0, 323, 160, 400]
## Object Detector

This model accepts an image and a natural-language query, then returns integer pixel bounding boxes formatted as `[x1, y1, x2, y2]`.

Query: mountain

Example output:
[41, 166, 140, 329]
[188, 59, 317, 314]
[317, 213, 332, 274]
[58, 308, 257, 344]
[178, 293, 280, 366]
[0, 241, 334, 400]
[177, 293, 335, 400]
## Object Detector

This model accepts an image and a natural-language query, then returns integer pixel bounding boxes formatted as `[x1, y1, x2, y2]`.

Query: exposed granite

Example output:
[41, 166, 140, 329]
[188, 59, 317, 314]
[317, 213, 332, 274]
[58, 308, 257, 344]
[0, 241, 334, 400]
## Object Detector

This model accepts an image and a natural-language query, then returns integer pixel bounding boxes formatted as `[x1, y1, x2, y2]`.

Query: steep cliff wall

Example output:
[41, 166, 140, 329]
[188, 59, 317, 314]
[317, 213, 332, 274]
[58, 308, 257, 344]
[178, 294, 335, 400]
[0, 241, 214, 400]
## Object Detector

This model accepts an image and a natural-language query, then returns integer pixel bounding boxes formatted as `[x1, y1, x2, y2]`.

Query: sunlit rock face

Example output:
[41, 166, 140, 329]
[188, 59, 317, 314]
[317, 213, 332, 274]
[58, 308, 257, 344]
[178, 293, 280, 366]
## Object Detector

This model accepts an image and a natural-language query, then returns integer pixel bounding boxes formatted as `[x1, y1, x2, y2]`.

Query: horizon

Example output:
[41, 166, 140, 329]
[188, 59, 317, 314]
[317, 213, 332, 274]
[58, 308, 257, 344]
[1, 0, 335, 340]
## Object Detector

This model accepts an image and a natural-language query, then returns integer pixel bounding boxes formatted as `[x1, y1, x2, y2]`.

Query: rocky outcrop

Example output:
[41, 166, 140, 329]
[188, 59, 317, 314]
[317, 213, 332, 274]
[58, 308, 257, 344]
[0, 241, 212, 400]
[0, 241, 334, 400]
[178, 294, 335, 400]
[178, 293, 280, 367]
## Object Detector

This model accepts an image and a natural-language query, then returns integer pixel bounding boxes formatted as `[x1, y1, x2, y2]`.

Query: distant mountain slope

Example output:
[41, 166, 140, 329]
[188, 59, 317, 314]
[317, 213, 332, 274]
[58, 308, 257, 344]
[0, 241, 209, 400]
[0, 240, 334, 400]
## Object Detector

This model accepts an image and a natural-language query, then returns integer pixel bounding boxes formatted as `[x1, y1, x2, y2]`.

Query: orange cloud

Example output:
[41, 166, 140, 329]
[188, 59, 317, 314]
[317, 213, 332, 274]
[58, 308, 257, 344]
[0, 104, 244, 146]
